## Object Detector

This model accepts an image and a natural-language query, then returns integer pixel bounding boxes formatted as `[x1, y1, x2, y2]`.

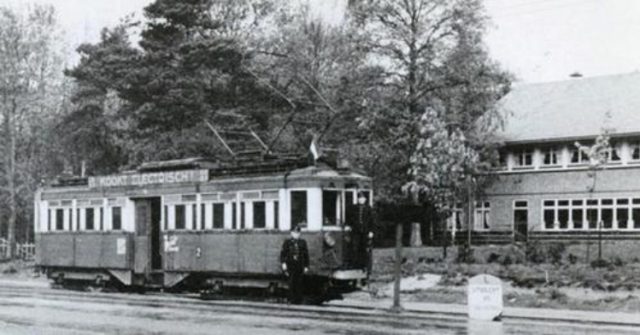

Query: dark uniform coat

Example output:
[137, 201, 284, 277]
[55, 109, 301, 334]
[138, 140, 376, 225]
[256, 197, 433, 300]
[280, 238, 309, 273]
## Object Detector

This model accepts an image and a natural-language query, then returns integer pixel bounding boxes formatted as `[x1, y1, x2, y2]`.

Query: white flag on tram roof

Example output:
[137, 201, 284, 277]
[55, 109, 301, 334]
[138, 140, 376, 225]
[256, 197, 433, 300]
[309, 138, 319, 161]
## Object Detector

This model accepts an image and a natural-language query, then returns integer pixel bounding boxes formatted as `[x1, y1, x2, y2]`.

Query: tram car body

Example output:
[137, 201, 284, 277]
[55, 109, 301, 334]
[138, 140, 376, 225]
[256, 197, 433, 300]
[34, 157, 372, 300]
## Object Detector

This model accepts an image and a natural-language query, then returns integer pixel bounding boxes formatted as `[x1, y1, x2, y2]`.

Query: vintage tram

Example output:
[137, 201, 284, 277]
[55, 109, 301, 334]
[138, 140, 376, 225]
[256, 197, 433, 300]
[34, 155, 372, 301]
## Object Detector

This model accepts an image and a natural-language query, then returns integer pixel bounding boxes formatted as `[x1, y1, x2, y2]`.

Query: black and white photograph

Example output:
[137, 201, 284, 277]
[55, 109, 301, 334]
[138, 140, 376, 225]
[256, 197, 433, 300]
[0, 0, 640, 334]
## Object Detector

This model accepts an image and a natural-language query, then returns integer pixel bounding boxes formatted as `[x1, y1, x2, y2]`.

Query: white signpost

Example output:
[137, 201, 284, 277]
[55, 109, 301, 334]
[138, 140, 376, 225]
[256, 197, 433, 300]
[468, 274, 503, 321]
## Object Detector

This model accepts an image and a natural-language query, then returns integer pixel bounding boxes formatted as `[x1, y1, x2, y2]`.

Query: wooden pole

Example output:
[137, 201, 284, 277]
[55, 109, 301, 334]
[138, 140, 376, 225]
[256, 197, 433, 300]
[391, 222, 403, 312]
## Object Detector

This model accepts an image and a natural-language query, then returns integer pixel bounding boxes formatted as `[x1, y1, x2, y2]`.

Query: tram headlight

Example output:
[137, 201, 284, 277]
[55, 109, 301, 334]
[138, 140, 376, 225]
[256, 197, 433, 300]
[324, 232, 336, 248]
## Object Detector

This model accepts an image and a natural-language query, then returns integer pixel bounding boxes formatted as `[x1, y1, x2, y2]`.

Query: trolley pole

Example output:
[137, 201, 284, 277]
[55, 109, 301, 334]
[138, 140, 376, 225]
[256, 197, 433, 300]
[391, 222, 403, 312]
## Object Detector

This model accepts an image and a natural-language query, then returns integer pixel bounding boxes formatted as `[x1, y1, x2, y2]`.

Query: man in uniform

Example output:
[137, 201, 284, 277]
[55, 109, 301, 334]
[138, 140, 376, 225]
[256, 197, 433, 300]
[280, 225, 309, 304]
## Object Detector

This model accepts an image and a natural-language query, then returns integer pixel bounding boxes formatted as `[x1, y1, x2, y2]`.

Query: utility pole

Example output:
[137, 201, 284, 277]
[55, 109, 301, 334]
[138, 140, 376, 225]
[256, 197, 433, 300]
[391, 222, 403, 312]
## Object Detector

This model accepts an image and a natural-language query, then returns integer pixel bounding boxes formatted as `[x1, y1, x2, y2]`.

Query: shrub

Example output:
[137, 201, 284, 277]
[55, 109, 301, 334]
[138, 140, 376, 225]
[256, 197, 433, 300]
[591, 258, 609, 268]
[547, 243, 566, 265]
[501, 255, 513, 266]
[568, 253, 578, 264]
[486, 253, 500, 264]
[525, 240, 546, 264]
[456, 244, 475, 264]
[612, 257, 625, 267]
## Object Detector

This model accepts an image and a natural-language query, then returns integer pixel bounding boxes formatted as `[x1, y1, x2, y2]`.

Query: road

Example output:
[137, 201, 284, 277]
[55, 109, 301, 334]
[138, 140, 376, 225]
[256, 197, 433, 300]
[0, 279, 638, 334]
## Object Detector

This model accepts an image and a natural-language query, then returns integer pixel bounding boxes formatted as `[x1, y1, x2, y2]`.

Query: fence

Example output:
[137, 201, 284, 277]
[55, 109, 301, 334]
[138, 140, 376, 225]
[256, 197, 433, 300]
[0, 238, 36, 261]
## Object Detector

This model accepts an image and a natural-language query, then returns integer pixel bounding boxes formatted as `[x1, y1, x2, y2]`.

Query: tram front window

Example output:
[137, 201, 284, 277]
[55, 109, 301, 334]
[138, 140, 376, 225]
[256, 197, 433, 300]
[322, 191, 340, 226]
[290, 191, 307, 228]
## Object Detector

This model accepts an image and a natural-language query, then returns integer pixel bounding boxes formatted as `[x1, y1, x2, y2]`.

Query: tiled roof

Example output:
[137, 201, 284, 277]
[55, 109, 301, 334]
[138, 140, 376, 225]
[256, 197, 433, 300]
[498, 72, 640, 144]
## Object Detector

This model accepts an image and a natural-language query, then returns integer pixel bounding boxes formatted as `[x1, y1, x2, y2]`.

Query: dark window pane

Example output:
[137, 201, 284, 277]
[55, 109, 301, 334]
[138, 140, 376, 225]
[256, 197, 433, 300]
[192, 204, 196, 230]
[232, 203, 237, 229]
[572, 200, 583, 206]
[291, 191, 308, 228]
[634, 198, 640, 205]
[68, 209, 72, 231]
[558, 209, 569, 229]
[175, 205, 185, 230]
[241, 202, 246, 229]
[213, 203, 224, 229]
[164, 206, 168, 230]
[274, 201, 279, 229]
[634, 208, 640, 228]
[587, 208, 598, 229]
[617, 208, 628, 229]
[544, 209, 555, 229]
[558, 200, 569, 206]
[100, 208, 104, 230]
[323, 191, 339, 226]
[253, 202, 266, 229]
[48, 209, 52, 231]
[572, 209, 583, 229]
[56, 209, 64, 230]
[112, 207, 122, 230]
[200, 204, 205, 230]
[601, 199, 613, 205]
[76, 209, 80, 231]
[602, 208, 613, 228]
[543, 200, 555, 206]
[617, 198, 629, 205]
[86, 208, 94, 230]
[514, 201, 527, 208]
[587, 199, 598, 206]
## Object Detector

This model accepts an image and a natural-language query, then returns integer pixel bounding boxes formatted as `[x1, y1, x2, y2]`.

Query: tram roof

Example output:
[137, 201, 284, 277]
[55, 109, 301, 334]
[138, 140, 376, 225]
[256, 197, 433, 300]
[50, 154, 370, 188]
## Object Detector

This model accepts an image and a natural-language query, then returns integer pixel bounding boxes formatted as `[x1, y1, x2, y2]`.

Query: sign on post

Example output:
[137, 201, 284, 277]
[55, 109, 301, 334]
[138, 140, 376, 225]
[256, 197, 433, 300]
[468, 274, 503, 321]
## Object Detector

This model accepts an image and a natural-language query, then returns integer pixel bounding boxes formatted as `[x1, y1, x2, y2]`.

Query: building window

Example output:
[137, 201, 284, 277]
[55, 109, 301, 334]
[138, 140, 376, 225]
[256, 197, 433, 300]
[543, 200, 555, 229]
[213, 203, 224, 229]
[570, 148, 589, 164]
[474, 202, 490, 230]
[175, 205, 185, 230]
[291, 191, 308, 228]
[607, 146, 621, 163]
[514, 150, 533, 167]
[571, 199, 584, 229]
[544, 198, 636, 230]
[112, 207, 122, 230]
[631, 142, 640, 161]
[253, 201, 266, 229]
[542, 147, 559, 166]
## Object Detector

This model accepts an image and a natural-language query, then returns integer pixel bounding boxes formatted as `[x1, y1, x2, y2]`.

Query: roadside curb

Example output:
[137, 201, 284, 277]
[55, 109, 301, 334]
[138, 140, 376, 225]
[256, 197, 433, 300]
[327, 300, 640, 327]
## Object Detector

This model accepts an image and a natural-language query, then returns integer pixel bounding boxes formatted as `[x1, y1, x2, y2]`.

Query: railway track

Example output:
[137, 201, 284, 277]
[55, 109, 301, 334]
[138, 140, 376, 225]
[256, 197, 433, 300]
[0, 284, 638, 335]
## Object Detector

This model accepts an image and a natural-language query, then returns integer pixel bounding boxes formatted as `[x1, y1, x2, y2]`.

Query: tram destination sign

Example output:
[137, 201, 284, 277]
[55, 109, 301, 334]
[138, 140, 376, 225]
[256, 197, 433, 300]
[88, 169, 209, 188]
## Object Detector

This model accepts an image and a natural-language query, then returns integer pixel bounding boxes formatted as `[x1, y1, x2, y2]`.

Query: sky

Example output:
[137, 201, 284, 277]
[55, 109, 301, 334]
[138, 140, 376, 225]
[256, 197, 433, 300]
[0, 0, 639, 84]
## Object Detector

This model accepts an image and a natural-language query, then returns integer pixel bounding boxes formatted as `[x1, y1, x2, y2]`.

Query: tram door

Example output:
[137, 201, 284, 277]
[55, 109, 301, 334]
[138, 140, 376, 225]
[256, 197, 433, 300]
[133, 197, 162, 273]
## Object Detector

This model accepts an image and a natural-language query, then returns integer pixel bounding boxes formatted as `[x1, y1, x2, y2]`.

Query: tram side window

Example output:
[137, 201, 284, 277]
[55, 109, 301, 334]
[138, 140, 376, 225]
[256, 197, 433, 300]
[213, 203, 224, 229]
[253, 201, 266, 229]
[112, 207, 122, 230]
[86, 208, 95, 230]
[56, 209, 64, 231]
[274, 201, 279, 229]
[291, 191, 307, 228]
[175, 205, 186, 230]
[322, 191, 339, 226]
[232, 203, 237, 229]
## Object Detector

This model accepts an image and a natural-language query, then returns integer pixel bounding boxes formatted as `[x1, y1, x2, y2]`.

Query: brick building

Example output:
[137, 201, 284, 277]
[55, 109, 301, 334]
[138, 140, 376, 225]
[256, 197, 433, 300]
[450, 72, 640, 245]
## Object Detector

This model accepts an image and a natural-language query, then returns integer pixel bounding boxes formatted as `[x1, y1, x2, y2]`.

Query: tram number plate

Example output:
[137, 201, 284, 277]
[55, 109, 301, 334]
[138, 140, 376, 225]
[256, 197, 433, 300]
[164, 235, 180, 253]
